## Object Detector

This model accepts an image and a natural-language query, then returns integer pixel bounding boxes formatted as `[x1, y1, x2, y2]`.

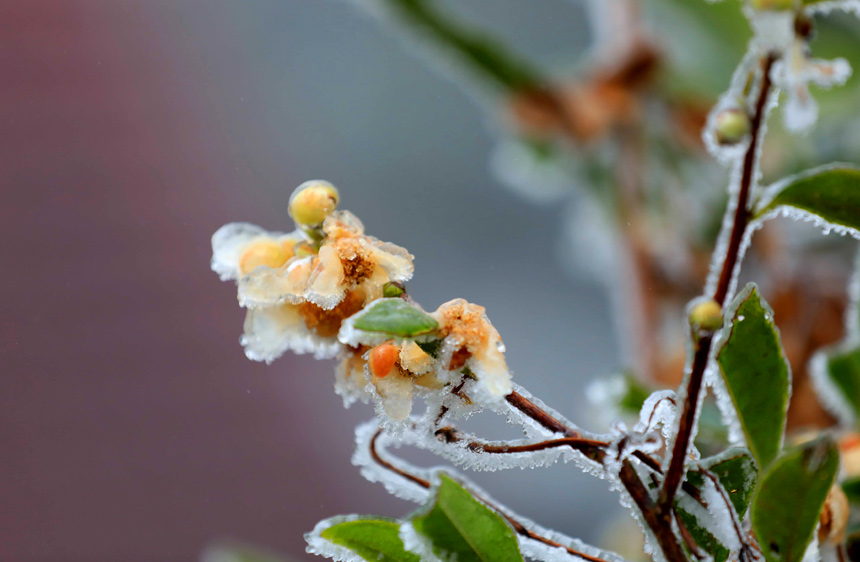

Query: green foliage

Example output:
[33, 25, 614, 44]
[751, 438, 839, 562]
[676, 448, 757, 562]
[411, 474, 523, 562]
[376, 0, 542, 91]
[822, 344, 860, 425]
[757, 165, 860, 232]
[352, 298, 439, 337]
[320, 519, 420, 562]
[307, 474, 523, 562]
[716, 284, 791, 470]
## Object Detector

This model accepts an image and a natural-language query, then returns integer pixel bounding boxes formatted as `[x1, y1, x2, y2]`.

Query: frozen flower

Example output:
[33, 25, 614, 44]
[211, 182, 415, 363]
[749, 7, 852, 132]
[333, 340, 445, 421]
[432, 299, 513, 401]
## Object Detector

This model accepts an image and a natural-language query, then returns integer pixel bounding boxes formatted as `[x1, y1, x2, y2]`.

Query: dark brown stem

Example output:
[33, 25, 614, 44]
[657, 53, 776, 515]
[618, 459, 689, 562]
[506, 391, 580, 437]
[370, 429, 611, 562]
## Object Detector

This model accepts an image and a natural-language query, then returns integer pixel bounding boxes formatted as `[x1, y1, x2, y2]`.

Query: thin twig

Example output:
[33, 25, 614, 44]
[657, 53, 777, 514]
[369, 429, 611, 562]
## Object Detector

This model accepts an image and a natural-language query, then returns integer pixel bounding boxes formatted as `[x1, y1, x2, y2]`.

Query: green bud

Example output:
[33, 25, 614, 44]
[714, 108, 751, 145]
[288, 180, 339, 228]
[382, 282, 406, 298]
[689, 299, 724, 332]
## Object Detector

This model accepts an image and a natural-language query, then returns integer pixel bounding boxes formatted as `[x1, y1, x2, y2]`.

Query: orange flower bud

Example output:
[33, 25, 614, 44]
[369, 342, 400, 379]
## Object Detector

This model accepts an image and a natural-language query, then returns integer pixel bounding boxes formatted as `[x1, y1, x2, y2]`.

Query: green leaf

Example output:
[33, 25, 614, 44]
[675, 449, 757, 562]
[372, 0, 543, 91]
[820, 344, 860, 425]
[313, 517, 420, 562]
[703, 448, 758, 517]
[752, 438, 839, 562]
[352, 298, 439, 337]
[618, 372, 652, 415]
[716, 284, 791, 470]
[411, 474, 523, 562]
[842, 476, 860, 504]
[756, 165, 860, 233]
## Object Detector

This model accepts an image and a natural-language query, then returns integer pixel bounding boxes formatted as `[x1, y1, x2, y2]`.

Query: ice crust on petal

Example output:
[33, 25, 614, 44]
[211, 222, 294, 281]
[241, 305, 341, 362]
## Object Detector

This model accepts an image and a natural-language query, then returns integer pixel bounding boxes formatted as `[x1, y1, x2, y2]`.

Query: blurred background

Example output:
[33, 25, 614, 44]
[0, 1, 625, 560]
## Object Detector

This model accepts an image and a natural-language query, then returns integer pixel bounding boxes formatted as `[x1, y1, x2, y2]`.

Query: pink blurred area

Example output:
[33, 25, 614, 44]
[0, 1, 619, 560]
[0, 2, 403, 560]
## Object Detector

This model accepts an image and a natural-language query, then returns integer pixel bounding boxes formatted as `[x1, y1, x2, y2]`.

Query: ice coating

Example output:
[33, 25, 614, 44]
[211, 222, 298, 282]
[242, 305, 341, 363]
[634, 390, 678, 442]
[305, 514, 400, 562]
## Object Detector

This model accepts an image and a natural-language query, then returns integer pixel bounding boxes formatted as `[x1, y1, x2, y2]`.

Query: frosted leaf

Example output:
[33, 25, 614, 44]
[305, 515, 402, 562]
[398, 523, 443, 562]
[634, 390, 678, 441]
[241, 304, 341, 363]
[809, 342, 860, 427]
[807, 0, 860, 17]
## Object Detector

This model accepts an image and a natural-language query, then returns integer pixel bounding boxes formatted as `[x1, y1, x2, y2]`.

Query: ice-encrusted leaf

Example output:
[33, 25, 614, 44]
[752, 438, 839, 562]
[822, 345, 860, 425]
[352, 299, 439, 338]
[716, 284, 790, 470]
[676, 449, 757, 562]
[703, 448, 757, 517]
[756, 165, 860, 234]
[410, 474, 523, 562]
[308, 517, 420, 562]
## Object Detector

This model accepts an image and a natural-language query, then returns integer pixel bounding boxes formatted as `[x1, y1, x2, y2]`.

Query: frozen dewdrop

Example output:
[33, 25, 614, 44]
[689, 299, 724, 332]
[288, 180, 339, 228]
[368, 342, 399, 378]
[238, 238, 293, 275]
[818, 484, 849, 544]
[714, 108, 751, 145]
[750, 0, 796, 11]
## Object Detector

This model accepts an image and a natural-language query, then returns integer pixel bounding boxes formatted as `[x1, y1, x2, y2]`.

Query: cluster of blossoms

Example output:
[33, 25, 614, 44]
[211, 181, 512, 421]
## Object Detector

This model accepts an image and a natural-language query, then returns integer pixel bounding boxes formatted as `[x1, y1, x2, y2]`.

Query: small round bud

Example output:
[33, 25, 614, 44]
[750, 0, 796, 11]
[293, 240, 318, 258]
[383, 282, 406, 299]
[368, 342, 399, 379]
[288, 180, 339, 228]
[714, 108, 751, 145]
[239, 239, 291, 275]
[689, 299, 724, 332]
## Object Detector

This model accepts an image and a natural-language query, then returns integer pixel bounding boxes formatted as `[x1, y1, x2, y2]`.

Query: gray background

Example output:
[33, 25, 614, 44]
[0, 1, 623, 560]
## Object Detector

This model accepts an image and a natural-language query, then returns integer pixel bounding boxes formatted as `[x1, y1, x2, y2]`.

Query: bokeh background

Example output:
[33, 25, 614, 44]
[0, 1, 624, 560]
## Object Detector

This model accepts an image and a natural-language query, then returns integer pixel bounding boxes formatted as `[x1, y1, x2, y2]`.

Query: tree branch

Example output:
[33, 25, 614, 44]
[656, 52, 776, 514]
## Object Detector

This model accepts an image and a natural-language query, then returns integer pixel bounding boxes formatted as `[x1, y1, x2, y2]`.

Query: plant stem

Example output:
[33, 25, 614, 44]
[369, 429, 611, 562]
[657, 53, 776, 514]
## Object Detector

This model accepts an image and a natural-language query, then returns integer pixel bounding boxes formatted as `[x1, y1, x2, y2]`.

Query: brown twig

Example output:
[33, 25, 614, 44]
[657, 53, 776, 516]
[369, 429, 611, 562]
